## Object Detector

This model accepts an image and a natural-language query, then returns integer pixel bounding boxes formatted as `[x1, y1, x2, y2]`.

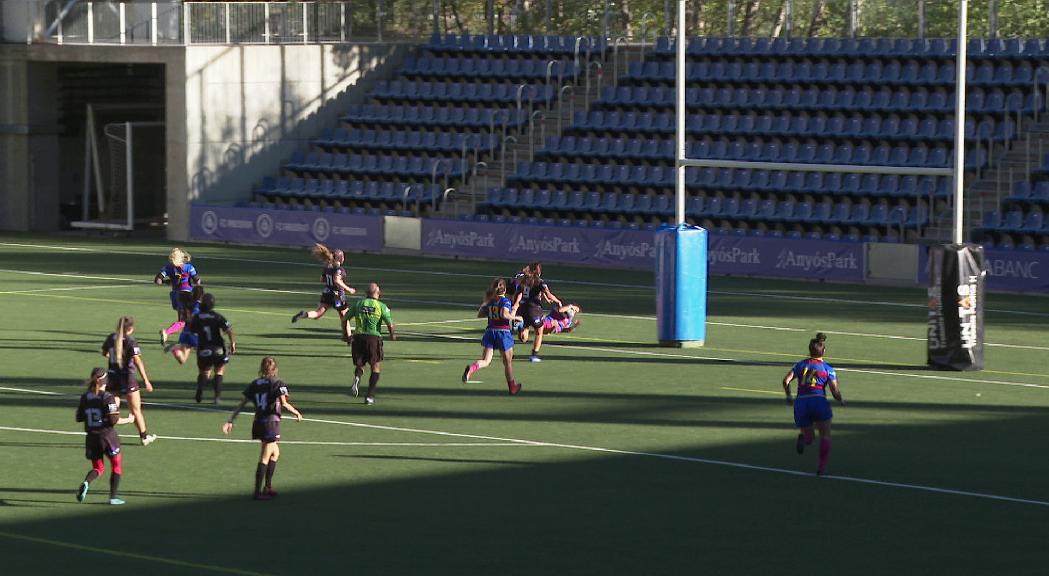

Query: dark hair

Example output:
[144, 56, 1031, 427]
[485, 278, 507, 301]
[808, 333, 827, 357]
[529, 262, 543, 277]
[86, 367, 108, 389]
[200, 292, 216, 312]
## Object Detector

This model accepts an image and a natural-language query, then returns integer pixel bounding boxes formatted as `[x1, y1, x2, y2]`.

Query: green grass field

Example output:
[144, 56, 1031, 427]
[1, 233, 1047, 575]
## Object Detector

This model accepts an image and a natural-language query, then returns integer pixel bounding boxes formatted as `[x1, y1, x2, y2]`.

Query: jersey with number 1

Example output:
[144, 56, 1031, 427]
[792, 358, 837, 399]
[244, 378, 288, 421]
[187, 312, 231, 349]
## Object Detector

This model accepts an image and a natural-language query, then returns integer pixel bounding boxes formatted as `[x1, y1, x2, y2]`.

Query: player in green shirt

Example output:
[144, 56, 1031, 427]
[343, 283, 395, 404]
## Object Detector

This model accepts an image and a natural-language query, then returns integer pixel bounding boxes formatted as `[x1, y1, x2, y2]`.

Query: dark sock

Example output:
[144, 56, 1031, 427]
[83, 470, 100, 484]
[265, 460, 277, 488]
[213, 375, 224, 398]
[367, 372, 381, 398]
[255, 463, 266, 495]
[139, 431, 147, 440]
[110, 473, 121, 499]
[196, 373, 208, 399]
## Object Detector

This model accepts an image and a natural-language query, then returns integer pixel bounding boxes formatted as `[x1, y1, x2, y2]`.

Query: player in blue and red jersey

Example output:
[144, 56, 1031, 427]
[75, 368, 136, 505]
[222, 357, 303, 501]
[782, 333, 844, 476]
[292, 243, 357, 341]
[154, 247, 202, 345]
[462, 278, 523, 395]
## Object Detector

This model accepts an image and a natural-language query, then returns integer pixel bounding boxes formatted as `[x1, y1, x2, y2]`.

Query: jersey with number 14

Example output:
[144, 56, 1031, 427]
[792, 358, 837, 398]
[243, 378, 288, 421]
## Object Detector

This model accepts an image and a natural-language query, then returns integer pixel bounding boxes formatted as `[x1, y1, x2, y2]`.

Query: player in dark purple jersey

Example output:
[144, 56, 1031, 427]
[153, 247, 202, 345]
[462, 278, 524, 395]
[292, 243, 358, 341]
[101, 316, 157, 445]
[222, 357, 303, 500]
[76, 368, 136, 505]
[512, 266, 562, 363]
[186, 293, 237, 404]
[782, 333, 845, 476]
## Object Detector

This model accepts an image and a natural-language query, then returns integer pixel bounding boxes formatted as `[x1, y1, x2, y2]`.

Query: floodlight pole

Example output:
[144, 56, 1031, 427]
[675, 0, 686, 225]
[952, 0, 968, 245]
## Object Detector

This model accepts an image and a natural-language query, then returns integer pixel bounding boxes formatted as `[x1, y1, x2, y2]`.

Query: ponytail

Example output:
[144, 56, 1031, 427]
[311, 243, 335, 266]
[809, 333, 827, 357]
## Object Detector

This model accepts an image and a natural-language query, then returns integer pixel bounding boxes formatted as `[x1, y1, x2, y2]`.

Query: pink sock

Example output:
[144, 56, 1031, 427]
[164, 321, 185, 335]
[817, 438, 832, 474]
[467, 362, 480, 377]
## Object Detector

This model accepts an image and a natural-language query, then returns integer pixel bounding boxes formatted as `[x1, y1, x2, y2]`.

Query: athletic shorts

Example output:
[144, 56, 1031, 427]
[351, 334, 384, 366]
[252, 419, 281, 443]
[170, 290, 196, 311]
[107, 369, 139, 395]
[521, 303, 544, 329]
[85, 429, 121, 460]
[320, 291, 348, 311]
[481, 328, 514, 351]
[178, 331, 199, 348]
[794, 396, 833, 428]
[196, 346, 229, 371]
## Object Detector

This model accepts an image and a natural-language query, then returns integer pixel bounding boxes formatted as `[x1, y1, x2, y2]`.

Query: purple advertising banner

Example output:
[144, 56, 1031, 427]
[422, 219, 866, 282]
[190, 205, 383, 251]
[919, 246, 1048, 293]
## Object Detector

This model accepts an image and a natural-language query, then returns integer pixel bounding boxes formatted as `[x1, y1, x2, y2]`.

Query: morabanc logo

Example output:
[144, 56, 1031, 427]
[425, 228, 496, 249]
[200, 210, 219, 235]
[311, 217, 331, 242]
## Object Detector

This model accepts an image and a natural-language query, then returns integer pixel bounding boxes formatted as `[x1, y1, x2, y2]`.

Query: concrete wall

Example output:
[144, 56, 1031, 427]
[0, 47, 31, 231]
[179, 43, 408, 240]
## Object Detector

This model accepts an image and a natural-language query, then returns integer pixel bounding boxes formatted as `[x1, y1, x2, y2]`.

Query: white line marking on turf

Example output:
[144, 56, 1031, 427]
[0, 426, 526, 447]
[3, 241, 1047, 318]
[0, 284, 136, 295]
[3, 389, 1047, 507]
[0, 386, 62, 395]
[2, 265, 1045, 353]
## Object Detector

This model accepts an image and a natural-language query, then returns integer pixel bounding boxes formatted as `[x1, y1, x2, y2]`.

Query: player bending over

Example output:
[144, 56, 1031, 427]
[463, 278, 523, 396]
[223, 357, 303, 501]
[76, 368, 136, 505]
[344, 283, 396, 405]
[154, 247, 202, 345]
[101, 316, 156, 445]
[292, 243, 357, 341]
[782, 333, 844, 476]
[529, 303, 582, 359]
[187, 293, 236, 404]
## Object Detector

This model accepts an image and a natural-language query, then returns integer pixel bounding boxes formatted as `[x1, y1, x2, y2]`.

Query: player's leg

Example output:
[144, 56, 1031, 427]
[464, 346, 494, 382]
[815, 420, 832, 476]
[530, 324, 546, 362]
[161, 292, 185, 341]
[364, 361, 382, 404]
[107, 452, 124, 505]
[306, 304, 329, 320]
[264, 442, 280, 496]
[172, 345, 191, 364]
[796, 425, 815, 454]
[78, 457, 104, 502]
[500, 347, 521, 395]
[338, 306, 352, 340]
[194, 366, 211, 404]
[125, 390, 150, 440]
[212, 363, 226, 404]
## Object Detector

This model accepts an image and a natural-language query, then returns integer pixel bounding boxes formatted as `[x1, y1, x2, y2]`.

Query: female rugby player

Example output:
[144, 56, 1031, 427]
[101, 317, 156, 445]
[463, 278, 523, 396]
[154, 248, 202, 346]
[292, 243, 357, 341]
[782, 333, 844, 476]
[75, 367, 136, 505]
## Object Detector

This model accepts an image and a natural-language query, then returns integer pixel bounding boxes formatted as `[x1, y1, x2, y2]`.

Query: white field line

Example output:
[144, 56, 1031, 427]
[3, 241, 1047, 318]
[2, 266, 1045, 352]
[0, 284, 137, 295]
[399, 330, 1049, 390]
[3, 387, 1048, 508]
[0, 426, 525, 447]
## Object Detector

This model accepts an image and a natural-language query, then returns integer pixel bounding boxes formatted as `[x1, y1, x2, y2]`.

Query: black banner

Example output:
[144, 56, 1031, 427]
[927, 244, 987, 371]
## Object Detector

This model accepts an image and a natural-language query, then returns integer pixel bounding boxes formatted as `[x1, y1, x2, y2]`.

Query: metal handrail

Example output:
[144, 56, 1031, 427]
[586, 60, 603, 108]
[638, 13, 656, 63]
[472, 161, 489, 206]
[545, 60, 560, 111]
[439, 187, 457, 215]
[501, 136, 518, 183]
[401, 185, 414, 213]
[529, 110, 546, 161]
[612, 36, 628, 87]
[558, 85, 575, 133]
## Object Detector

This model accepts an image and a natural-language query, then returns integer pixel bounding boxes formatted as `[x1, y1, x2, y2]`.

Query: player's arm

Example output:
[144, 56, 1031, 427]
[280, 395, 303, 422]
[133, 355, 154, 392]
[782, 369, 796, 405]
[542, 285, 563, 307]
[75, 398, 85, 422]
[509, 291, 523, 316]
[153, 270, 167, 285]
[828, 378, 845, 406]
[335, 273, 356, 295]
[224, 325, 237, 355]
[222, 397, 251, 434]
[112, 404, 135, 426]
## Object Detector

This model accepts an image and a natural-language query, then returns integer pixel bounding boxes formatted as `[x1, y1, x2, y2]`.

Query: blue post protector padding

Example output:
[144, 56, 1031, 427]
[655, 224, 708, 345]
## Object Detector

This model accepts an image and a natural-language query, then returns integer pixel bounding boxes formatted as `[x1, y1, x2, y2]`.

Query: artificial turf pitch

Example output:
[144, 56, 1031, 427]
[0, 234, 1047, 575]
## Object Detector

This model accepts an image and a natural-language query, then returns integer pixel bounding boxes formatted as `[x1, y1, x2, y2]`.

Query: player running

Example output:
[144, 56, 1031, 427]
[186, 293, 237, 404]
[513, 268, 562, 362]
[154, 247, 202, 346]
[462, 278, 523, 396]
[292, 243, 357, 341]
[782, 333, 844, 476]
[101, 316, 157, 445]
[529, 303, 582, 359]
[76, 367, 136, 505]
[222, 357, 303, 501]
[344, 283, 396, 405]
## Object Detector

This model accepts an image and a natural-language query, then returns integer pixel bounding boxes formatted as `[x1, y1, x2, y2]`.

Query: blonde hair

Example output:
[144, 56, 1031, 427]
[114, 316, 133, 360]
[259, 357, 279, 380]
[311, 243, 336, 266]
[169, 247, 191, 266]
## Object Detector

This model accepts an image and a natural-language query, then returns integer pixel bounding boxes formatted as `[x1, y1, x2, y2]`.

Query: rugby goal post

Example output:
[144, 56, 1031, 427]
[662, 0, 984, 368]
[73, 104, 165, 231]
